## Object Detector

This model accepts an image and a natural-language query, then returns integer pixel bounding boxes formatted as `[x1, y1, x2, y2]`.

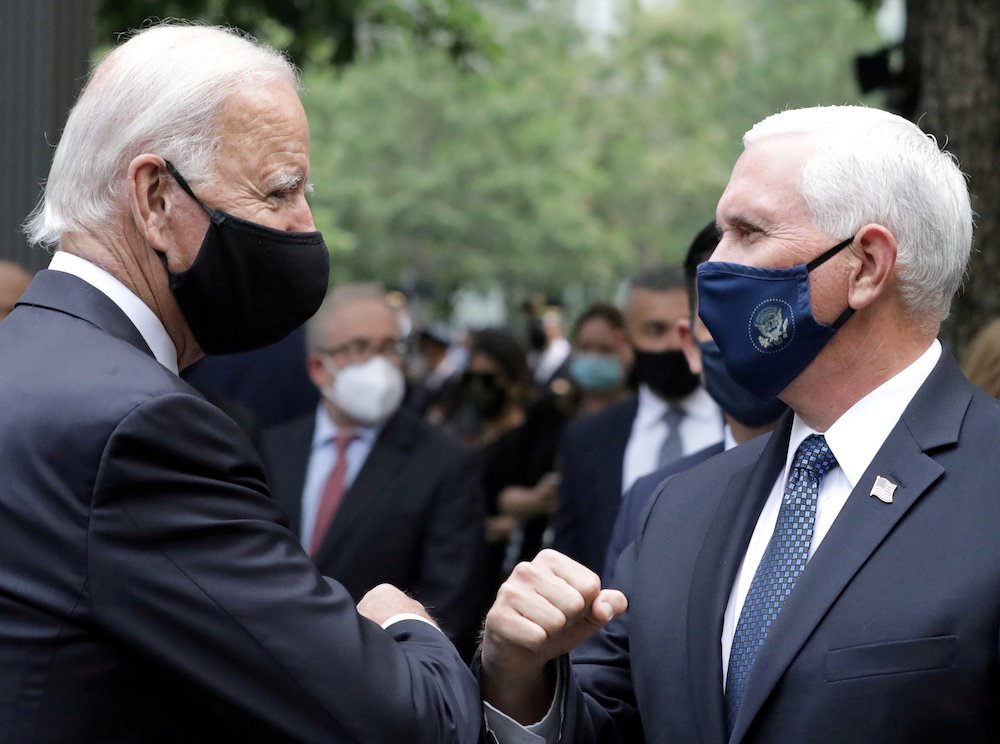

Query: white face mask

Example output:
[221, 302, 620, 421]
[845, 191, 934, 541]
[321, 354, 406, 425]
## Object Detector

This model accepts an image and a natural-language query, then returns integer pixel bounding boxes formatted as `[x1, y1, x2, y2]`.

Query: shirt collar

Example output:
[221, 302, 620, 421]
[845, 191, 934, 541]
[48, 251, 179, 374]
[311, 403, 380, 449]
[786, 339, 941, 488]
[637, 382, 716, 429]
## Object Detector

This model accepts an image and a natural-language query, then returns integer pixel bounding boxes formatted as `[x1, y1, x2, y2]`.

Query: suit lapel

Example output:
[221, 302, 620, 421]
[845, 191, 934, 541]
[686, 414, 793, 744]
[18, 270, 153, 358]
[729, 351, 972, 743]
[606, 398, 639, 495]
[272, 417, 315, 534]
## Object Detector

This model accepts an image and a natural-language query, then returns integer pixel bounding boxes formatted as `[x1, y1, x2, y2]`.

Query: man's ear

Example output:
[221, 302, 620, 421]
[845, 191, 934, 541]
[847, 223, 897, 311]
[677, 317, 702, 375]
[127, 155, 173, 253]
[307, 352, 332, 391]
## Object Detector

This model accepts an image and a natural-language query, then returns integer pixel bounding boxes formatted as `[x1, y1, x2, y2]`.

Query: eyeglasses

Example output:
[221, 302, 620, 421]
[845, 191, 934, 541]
[321, 338, 408, 362]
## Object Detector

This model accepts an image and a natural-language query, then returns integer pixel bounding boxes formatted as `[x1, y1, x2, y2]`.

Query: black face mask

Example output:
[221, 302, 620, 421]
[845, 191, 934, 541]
[162, 160, 330, 354]
[632, 348, 700, 401]
[464, 372, 508, 421]
[527, 321, 547, 351]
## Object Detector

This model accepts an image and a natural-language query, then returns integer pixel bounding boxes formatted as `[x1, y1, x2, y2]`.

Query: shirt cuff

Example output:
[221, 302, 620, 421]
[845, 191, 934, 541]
[380, 612, 441, 631]
[484, 658, 565, 744]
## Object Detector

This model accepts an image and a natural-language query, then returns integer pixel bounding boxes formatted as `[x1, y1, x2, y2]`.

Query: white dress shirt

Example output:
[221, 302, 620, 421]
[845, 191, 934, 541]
[621, 384, 725, 493]
[720, 339, 941, 684]
[533, 337, 571, 385]
[48, 251, 178, 373]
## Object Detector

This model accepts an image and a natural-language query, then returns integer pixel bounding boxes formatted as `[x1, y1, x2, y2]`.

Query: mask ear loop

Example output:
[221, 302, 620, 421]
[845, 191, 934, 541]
[163, 160, 217, 221]
[805, 235, 857, 330]
[806, 235, 855, 271]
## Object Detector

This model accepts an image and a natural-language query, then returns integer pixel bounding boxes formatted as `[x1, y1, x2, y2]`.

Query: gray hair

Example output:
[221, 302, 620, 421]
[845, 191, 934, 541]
[305, 283, 395, 351]
[24, 22, 300, 248]
[744, 106, 973, 324]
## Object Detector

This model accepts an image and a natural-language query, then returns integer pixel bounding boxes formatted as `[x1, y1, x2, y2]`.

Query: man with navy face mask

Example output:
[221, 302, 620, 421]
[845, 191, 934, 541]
[600, 221, 787, 583]
[0, 23, 480, 742]
[480, 106, 1000, 744]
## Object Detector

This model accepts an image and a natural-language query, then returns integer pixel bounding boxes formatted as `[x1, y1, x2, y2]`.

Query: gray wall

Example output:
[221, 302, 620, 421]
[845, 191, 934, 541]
[1, 1, 95, 273]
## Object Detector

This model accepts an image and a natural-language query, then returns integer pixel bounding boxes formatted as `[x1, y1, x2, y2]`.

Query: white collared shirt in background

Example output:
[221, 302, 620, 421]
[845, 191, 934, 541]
[622, 384, 725, 494]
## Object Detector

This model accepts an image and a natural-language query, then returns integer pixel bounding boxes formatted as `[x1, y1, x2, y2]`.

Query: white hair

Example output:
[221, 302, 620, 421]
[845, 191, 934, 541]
[744, 105, 973, 322]
[305, 283, 395, 351]
[24, 22, 300, 248]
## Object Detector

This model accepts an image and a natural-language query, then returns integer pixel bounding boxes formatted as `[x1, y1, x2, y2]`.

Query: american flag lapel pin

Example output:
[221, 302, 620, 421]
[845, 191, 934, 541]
[870, 475, 897, 504]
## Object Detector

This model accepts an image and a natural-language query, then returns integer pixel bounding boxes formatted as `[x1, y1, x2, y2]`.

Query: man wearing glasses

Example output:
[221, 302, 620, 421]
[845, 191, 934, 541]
[262, 283, 486, 659]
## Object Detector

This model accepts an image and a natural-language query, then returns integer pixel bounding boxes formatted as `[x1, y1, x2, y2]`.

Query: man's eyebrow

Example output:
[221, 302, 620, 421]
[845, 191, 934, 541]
[721, 213, 770, 232]
[265, 170, 308, 192]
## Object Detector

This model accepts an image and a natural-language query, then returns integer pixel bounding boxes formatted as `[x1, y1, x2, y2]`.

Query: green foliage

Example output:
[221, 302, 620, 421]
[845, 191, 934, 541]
[96, 0, 496, 68]
[306, 10, 626, 309]
[305, 0, 883, 314]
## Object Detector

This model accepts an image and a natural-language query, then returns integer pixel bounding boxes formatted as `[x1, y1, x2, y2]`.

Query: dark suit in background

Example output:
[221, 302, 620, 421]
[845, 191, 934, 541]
[262, 407, 485, 657]
[550, 397, 637, 573]
[0, 271, 481, 742]
[183, 326, 319, 429]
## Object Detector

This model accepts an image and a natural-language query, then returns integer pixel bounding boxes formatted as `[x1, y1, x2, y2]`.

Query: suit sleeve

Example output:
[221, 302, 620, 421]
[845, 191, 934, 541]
[414, 445, 486, 656]
[560, 538, 643, 743]
[87, 392, 482, 744]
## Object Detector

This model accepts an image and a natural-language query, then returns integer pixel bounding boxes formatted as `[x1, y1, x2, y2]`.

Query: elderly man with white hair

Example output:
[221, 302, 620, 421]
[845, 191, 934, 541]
[479, 105, 1000, 743]
[0, 22, 481, 742]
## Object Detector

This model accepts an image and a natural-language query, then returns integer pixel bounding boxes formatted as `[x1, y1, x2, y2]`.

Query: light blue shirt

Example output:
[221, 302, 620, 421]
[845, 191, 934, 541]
[298, 403, 379, 549]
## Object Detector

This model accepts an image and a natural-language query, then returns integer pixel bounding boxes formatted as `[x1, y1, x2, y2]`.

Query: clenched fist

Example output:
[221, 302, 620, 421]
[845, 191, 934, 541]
[480, 549, 627, 724]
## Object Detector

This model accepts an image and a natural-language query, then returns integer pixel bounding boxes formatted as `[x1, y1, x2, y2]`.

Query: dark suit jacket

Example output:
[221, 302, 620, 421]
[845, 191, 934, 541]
[559, 349, 1000, 742]
[551, 397, 638, 572]
[0, 270, 481, 743]
[261, 408, 485, 656]
[600, 440, 725, 583]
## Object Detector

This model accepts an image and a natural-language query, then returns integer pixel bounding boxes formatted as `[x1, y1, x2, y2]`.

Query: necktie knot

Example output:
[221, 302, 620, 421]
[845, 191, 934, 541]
[792, 434, 836, 480]
[333, 430, 356, 455]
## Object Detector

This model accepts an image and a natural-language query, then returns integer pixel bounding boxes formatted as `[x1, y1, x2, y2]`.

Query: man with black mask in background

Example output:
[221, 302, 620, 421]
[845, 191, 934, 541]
[551, 264, 724, 572]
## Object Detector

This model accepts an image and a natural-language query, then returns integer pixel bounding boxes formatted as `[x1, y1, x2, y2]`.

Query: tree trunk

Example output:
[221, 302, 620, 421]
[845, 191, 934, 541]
[906, 0, 1000, 355]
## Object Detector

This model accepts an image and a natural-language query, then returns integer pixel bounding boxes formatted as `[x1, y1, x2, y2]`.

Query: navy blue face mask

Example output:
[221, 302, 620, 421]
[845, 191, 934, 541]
[697, 339, 788, 427]
[696, 236, 854, 401]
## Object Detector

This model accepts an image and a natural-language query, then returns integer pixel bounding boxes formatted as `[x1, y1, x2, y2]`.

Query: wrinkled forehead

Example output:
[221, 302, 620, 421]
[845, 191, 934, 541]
[717, 134, 816, 228]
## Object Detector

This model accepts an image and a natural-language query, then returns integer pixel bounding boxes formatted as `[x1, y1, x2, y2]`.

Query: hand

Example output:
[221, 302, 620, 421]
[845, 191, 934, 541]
[486, 514, 518, 543]
[497, 473, 560, 519]
[357, 583, 437, 628]
[479, 549, 627, 723]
